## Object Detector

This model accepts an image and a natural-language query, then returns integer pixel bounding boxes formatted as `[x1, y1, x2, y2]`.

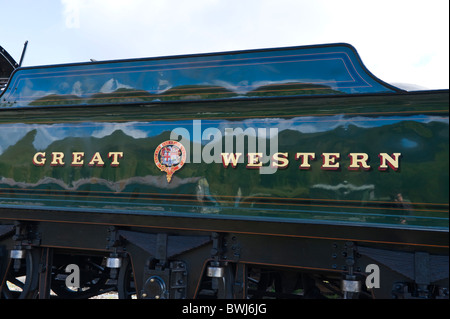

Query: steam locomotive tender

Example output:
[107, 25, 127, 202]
[0, 43, 448, 299]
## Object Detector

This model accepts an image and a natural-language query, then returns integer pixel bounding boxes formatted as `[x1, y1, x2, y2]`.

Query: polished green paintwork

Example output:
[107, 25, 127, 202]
[0, 91, 448, 230]
[0, 44, 398, 108]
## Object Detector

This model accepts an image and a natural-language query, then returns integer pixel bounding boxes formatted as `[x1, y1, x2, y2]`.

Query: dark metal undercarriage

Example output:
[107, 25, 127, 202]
[1, 208, 448, 299]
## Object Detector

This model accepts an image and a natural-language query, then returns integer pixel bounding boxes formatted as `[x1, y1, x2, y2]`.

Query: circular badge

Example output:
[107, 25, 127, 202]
[154, 140, 186, 183]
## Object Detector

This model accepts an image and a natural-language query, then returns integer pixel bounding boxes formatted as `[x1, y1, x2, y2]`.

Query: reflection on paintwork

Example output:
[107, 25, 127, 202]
[0, 114, 447, 155]
[0, 110, 448, 229]
[0, 44, 399, 107]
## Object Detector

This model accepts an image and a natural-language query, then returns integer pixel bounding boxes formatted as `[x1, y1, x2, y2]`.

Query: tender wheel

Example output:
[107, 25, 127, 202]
[117, 255, 136, 299]
[1, 249, 40, 299]
[50, 255, 110, 299]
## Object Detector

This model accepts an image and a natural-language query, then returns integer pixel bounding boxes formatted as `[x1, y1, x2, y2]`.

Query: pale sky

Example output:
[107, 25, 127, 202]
[1, 0, 448, 90]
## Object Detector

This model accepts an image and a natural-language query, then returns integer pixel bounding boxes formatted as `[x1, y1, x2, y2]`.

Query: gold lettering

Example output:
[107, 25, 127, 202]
[33, 152, 46, 166]
[71, 152, 85, 166]
[272, 152, 289, 168]
[295, 152, 316, 169]
[246, 153, 263, 169]
[51, 152, 65, 166]
[378, 153, 401, 171]
[108, 152, 123, 167]
[321, 153, 340, 170]
[88, 152, 105, 167]
[348, 153, 371, 171]
[221, 153, 242, 168]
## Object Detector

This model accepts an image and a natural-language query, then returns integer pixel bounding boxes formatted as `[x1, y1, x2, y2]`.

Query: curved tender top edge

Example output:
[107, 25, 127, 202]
[0, 43, 404, 108]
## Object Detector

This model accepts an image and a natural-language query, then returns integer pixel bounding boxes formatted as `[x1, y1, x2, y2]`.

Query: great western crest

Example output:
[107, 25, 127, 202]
[154, 140, 186, 183]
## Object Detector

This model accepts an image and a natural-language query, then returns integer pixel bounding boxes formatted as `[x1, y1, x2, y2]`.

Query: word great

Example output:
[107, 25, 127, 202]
[221, 152, 402, 171]
[33, 152, 124, 167]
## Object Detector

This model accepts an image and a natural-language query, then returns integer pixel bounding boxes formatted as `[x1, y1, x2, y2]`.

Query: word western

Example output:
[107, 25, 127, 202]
[33, 152, 124, 167]
[221, 152, 402, 171]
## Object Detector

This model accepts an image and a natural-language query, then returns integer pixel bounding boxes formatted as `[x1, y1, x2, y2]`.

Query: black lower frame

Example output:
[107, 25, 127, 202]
[0, 207, 448, 299]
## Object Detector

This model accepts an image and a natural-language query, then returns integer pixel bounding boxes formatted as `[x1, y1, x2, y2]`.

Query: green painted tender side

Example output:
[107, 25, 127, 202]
[0, 44, 448, 231]
[0, 91, 448, 230]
